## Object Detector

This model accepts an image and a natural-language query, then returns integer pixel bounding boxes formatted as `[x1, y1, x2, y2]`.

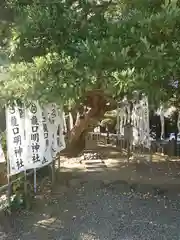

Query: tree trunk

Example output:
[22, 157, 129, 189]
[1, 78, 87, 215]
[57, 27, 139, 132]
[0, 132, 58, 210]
[65, 92, 109, 156]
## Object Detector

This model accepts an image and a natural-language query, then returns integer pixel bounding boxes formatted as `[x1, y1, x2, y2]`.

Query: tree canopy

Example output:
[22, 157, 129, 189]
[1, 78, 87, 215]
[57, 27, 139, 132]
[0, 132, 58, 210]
[0, 0, 180, 108]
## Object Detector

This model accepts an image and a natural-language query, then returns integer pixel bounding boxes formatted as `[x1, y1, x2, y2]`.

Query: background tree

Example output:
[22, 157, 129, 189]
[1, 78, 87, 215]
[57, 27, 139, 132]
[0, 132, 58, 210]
[1, 0, 180, 154]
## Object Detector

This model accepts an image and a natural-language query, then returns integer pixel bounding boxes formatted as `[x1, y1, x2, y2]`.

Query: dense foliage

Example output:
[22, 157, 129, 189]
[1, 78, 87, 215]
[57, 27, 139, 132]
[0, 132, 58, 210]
[0, 0, 180, 107]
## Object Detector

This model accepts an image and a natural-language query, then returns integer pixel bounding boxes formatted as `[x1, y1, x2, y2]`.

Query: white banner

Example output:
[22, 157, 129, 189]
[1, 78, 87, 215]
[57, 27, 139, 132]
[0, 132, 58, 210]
[58, 109, 66, 152]
[6, 104, 26, 175]
[45, 103, 59, 158]
[25, 102, 52, 169]
[6, 102, 66, 175]
[0, 142, 5, 163]
[41, 107, 53, 164]
[45, 104, 66, 157]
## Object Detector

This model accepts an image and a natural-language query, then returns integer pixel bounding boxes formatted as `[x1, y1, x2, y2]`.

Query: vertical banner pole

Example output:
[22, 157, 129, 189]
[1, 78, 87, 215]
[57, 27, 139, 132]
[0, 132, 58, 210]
[149, 147, 152, 162]
[51, 159, 55, 187]
[23, 170, 28, 208]
[33, 168, 37, 193]
[5, 105, 11, 209]
[7, 157, 11, 210]
[58, 155, 60, 171]
[24, 170, 27, 196]
[57, 155, 60, 181]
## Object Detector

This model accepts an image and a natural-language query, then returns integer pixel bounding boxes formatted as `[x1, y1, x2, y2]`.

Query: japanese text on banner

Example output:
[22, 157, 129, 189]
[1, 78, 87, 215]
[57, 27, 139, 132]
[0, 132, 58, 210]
[25, 102, 44, 169]
[58, 109, 66, 152]
[46, 103, 58, 158]
[41, 108, 52, 165]
[25, 102, 54, 169]
[46, 104, 66, 156]
[6, 105, 26, 175]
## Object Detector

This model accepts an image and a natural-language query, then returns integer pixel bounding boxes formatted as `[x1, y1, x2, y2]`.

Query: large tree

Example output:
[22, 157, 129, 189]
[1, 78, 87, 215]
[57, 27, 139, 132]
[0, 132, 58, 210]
[0, 0, 180, 154]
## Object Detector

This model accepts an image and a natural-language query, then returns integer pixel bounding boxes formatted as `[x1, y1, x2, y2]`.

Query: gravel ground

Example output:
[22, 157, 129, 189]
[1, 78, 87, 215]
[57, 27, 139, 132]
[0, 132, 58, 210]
[1, 181, 180, 240]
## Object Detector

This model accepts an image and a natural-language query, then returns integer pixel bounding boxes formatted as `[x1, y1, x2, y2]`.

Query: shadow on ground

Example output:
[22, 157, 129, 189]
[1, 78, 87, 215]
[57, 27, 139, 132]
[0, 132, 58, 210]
[1, 146, 180, 239]
[60, 145, 180, 189]
[1, 174, 180, 240]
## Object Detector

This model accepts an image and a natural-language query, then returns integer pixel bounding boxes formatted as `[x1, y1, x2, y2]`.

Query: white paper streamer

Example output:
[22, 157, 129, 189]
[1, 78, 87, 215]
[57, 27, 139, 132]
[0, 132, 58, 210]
[69, 112, 74, 130]
[63, 111, 67, 133]
[132, 103, 140, 145]
[117, 95, 151, 148]
[159, 105, 164, 140]
[142, 96, 150, 148]
[177, 112, 180, 133]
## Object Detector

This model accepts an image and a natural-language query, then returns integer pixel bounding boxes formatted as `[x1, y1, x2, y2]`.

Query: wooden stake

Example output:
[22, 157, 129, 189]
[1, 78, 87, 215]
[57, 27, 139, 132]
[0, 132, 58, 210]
[24, 170, 27, 197]
[51, 160, 55, 187]
[6, 156, 11, 211]
[33, 168, 37, 194]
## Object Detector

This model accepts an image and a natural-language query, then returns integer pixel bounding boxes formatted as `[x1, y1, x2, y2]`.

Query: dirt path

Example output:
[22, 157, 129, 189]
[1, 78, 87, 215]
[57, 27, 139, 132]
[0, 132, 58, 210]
[1, 178, 180, 240]
[60, 146, 180, 188]
[1, 147, 180, 239]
